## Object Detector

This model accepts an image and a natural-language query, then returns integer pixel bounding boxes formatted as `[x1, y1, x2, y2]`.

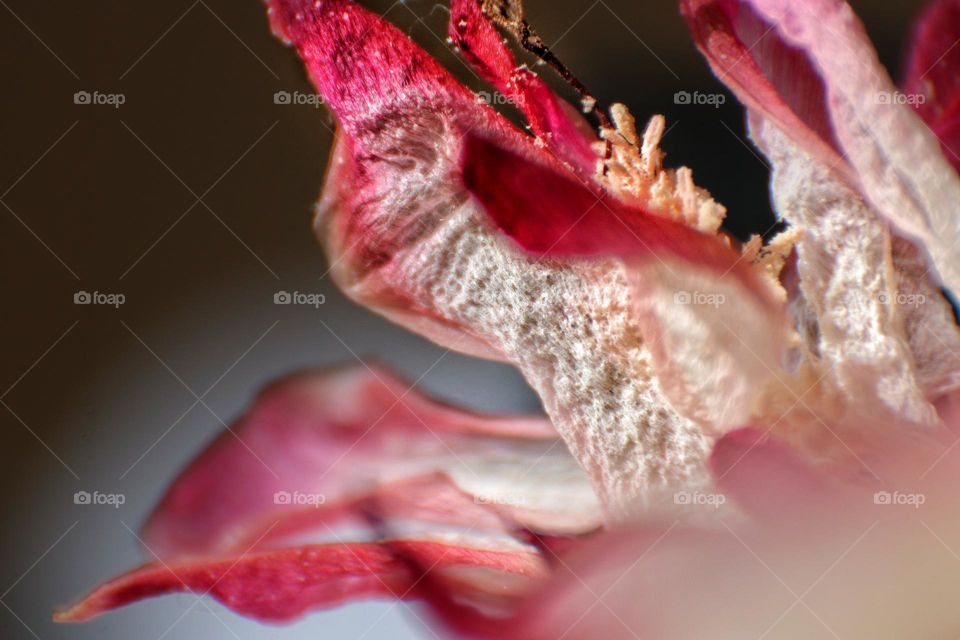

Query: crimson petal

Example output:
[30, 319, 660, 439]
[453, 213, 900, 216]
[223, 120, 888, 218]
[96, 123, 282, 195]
[56, 539, 543, 623]
[461, 133, 748, 275]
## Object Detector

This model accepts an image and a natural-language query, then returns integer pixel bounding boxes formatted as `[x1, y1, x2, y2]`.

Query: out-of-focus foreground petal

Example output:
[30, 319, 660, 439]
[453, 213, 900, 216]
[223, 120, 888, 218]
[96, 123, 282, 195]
[681, 0, 960, 299]
[57, 365, 600, 622]
[505, 428, 960, 640]
[903, 0, 960, 172]
[142, 364, 598, 557]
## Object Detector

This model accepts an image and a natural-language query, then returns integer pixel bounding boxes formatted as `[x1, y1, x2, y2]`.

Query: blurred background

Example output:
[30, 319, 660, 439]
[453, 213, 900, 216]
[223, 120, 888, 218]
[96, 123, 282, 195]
[0, 0, 925, 637]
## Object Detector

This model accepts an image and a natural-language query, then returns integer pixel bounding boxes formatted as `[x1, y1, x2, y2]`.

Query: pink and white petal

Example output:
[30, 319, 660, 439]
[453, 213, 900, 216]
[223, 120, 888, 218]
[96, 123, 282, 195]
[268, 0, 523, 362]
[56, 536, 545, 624]
[462, 133, 790, 435]
[903, 0, 960, 171]
[271, 0, 713, 516]
[143, 364, 600, 560]
[448, 0, 598, 175]
[59, 472, 563, 624]
[682, 0, 960, 296]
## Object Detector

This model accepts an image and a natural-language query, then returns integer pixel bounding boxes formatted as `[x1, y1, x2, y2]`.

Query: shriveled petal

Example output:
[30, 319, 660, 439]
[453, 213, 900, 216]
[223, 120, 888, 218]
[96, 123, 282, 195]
[143, 364, 600, 559]
[448, 0, 598, 175]
[903, 0, 960, 171]
[682, 0, 960, 296]
[462, 133, 789, 434]
[272, 0, 714, 517]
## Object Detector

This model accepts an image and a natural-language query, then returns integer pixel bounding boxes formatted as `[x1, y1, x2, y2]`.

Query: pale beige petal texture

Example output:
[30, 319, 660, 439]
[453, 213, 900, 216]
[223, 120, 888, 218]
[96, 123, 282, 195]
[750, 115, 942, 428]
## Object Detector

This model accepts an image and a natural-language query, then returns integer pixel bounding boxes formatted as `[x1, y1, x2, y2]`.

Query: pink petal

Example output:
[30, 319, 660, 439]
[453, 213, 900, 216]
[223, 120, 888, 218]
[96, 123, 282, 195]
[682, 0, 960, 295]
[268, 0, 534, 361]
[55, 538, 544, 623]
[709, 427, 830, 517]
[58, 366, 600, 624]
[903, 0, 960, 170]
[143, 364, 599, 559]
[448, 0, 598, 175]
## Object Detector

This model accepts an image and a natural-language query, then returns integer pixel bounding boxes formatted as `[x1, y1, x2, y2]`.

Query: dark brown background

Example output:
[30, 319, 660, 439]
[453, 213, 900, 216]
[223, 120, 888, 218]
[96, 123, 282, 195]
[0, 1, 923, 638]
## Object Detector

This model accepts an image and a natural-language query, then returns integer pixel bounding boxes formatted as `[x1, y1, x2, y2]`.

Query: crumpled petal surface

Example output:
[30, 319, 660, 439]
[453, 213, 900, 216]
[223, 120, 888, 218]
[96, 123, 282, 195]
[57, 365, 600, 622]
[749, 115, 943, 429]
